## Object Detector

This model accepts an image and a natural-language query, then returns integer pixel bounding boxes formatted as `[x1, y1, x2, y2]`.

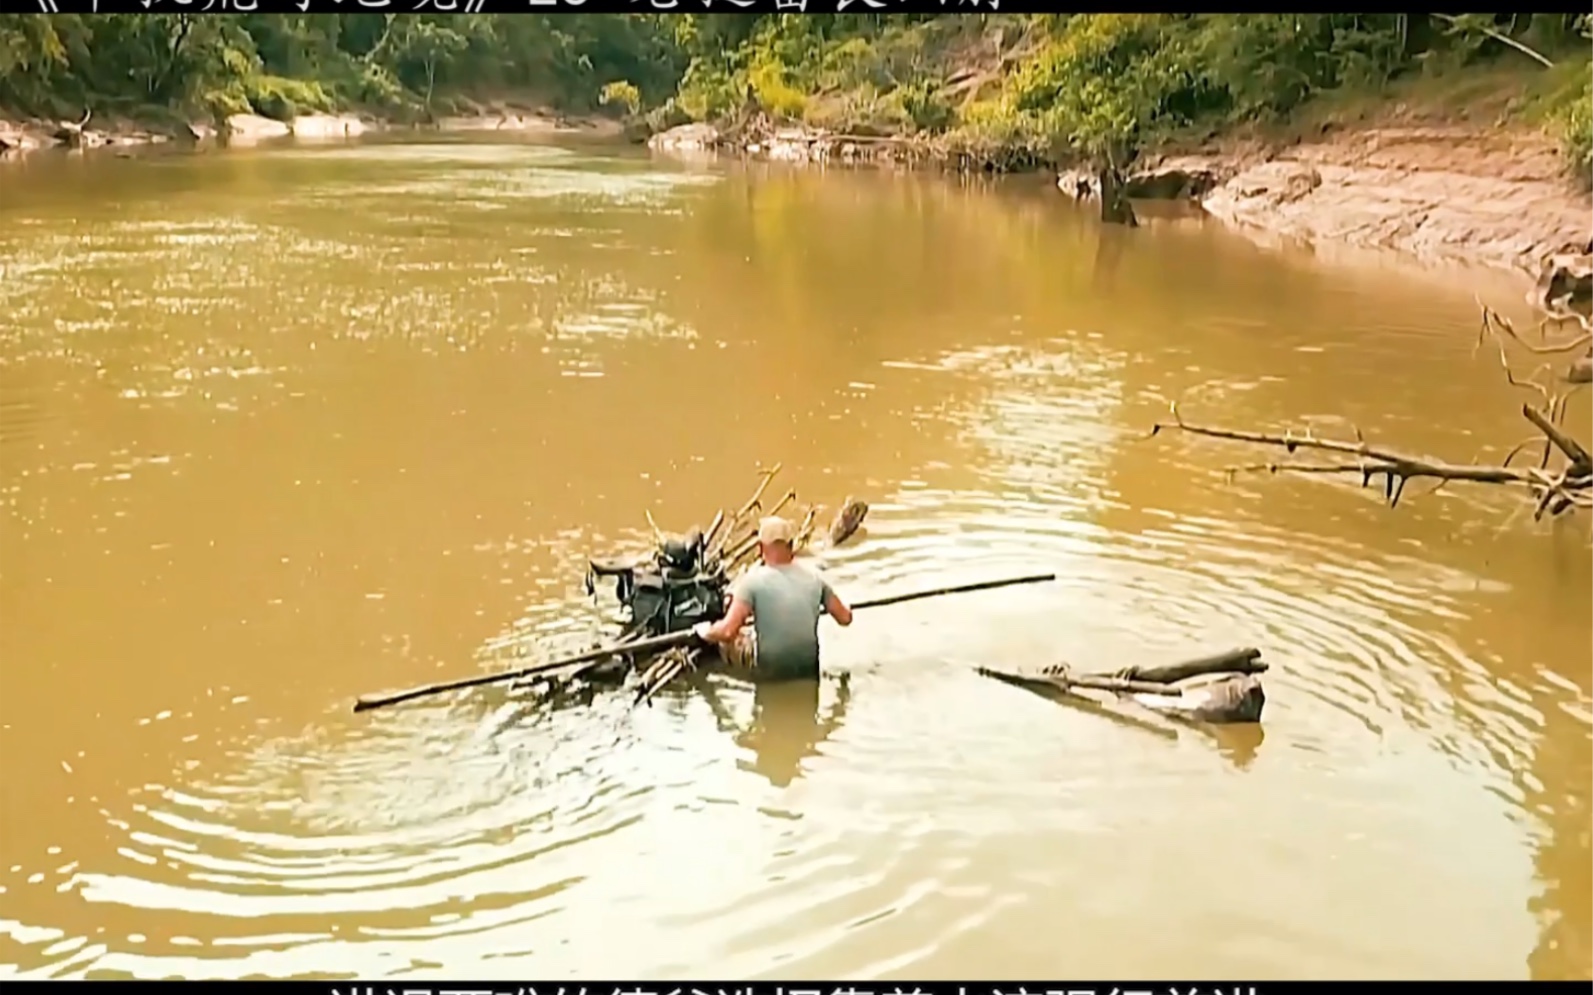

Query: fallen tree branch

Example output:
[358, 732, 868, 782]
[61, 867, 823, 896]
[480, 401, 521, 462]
[1521, 402, 1592, 473]
[1112, 647, 1266, 684]
[707, 462, 782, 560]
[1146, 298, 1592, 520]
[1148, 398, 1588, 517]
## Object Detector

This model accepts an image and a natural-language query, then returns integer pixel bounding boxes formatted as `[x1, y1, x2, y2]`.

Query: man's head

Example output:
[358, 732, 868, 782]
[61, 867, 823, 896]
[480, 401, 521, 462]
[757, 515, 796, 564]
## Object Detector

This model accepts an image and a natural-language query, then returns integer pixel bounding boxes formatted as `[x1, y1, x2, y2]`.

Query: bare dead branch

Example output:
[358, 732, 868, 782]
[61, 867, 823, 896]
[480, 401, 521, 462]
[1476, 301, 1591, 424]
[1149, 397, 1588, 518]
[1521, 402, 1592, 473]
[1539, 304, 1592, 341]
[707, 463, 783, 559]
[702, 508, 725, 550]
[1498, 434, 1554, 471]
[1478, 299, 1590, 355]
[643, 508, 668, 546]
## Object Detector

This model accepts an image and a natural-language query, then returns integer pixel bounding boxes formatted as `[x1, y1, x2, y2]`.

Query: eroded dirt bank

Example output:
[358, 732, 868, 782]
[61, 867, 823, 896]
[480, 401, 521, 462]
[1199, 126, 1588, 275]
[1085, 124, 1593, 289]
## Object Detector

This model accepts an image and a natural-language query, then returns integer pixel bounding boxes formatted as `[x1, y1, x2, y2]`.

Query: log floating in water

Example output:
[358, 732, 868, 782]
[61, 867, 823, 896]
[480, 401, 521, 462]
[1112, 647, 1266, 685]
[1133, 672, 1266, 725]
[976, 646, 1270, 725]
[976, 665, 1186, 698]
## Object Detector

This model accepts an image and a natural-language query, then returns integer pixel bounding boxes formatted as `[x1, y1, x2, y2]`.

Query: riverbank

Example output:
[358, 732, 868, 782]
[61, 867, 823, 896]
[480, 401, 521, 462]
[0, 103, 623, 154]
[1103, 122, 1591, 286]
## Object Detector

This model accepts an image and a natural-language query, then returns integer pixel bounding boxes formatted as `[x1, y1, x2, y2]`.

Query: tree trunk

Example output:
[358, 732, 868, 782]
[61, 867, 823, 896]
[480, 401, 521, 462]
[1097, 163, 1138, 227]
[1400, 14, 1434, 58]
[363, 14, 396, 66]
[1096, 142, 1139, 227]
[148, 15, 195, 104]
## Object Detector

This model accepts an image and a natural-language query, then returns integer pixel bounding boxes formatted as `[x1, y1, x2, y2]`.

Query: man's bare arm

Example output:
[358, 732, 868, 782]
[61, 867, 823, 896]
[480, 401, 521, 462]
[823, 587, 852, 626]
[698, 595, 752, 643]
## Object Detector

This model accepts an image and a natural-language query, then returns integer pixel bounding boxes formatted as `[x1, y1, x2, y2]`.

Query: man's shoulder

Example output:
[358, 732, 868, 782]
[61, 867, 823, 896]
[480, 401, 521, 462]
[737, 562, 824, 591]
[734, 564, 777, 594]
[780, 561, 831, 590]
[797, 561, 830, 581]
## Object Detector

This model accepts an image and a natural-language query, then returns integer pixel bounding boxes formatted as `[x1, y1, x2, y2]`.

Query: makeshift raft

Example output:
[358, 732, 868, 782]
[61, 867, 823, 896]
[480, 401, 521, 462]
[562, 463, 869, 704]
[350, 461, 1273, 729]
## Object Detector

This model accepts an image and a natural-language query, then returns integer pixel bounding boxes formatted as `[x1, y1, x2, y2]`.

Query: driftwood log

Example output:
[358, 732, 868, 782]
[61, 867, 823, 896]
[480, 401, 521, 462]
[977, 646, 1269, 725]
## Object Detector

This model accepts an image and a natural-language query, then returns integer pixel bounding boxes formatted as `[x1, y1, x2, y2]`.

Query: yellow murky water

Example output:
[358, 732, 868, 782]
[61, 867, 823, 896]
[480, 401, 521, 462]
[0, 134, 1588, 981]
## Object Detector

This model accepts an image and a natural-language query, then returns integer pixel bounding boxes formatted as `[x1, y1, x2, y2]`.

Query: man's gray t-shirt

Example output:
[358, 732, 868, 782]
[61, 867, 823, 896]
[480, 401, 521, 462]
[732, 562, 836, 680]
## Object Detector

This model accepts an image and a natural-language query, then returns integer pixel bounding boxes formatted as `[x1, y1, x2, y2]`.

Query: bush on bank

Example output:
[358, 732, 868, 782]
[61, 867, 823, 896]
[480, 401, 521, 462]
[0, 13, 686, 124]
[662, 13, 1593, 178]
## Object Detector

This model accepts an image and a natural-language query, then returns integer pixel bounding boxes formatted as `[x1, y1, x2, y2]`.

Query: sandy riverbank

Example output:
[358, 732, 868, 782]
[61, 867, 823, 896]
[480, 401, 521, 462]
[0, 105, 623, 154]
[1147, 124, 1590, 281]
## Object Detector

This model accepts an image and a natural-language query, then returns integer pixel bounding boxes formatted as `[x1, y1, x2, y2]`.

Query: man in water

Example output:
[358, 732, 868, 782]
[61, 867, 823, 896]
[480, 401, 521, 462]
[692, 515, 852, 681]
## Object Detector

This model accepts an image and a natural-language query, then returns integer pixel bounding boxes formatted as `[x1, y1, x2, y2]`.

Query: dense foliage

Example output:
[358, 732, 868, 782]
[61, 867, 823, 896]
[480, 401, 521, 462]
[0, 12, 1588, 180]
[0, 13, 684, 122]
[664, 13, 1592, 176]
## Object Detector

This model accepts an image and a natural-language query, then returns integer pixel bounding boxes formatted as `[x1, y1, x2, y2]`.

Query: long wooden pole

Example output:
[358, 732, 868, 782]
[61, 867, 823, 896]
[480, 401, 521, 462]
[352, 571, 1056, 713]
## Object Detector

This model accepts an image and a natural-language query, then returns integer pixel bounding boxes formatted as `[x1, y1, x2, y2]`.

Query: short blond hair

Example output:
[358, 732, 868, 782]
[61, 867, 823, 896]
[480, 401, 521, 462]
[757, 516, 795, 545]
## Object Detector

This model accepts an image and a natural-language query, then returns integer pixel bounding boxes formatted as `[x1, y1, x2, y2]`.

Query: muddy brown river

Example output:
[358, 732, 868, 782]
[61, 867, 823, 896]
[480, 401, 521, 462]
[0, 134, 1588, 981]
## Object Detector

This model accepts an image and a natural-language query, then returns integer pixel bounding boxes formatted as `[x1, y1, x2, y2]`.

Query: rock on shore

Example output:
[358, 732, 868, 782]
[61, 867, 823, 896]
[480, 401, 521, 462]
[647, 122, 721, 155]
[647, 120, 904, 166]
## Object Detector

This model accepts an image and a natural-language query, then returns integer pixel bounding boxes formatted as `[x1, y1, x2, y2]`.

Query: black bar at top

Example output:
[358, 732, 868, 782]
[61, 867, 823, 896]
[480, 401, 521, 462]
[25, 0, 1314, 15]
[0, 983, 1581, 992]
